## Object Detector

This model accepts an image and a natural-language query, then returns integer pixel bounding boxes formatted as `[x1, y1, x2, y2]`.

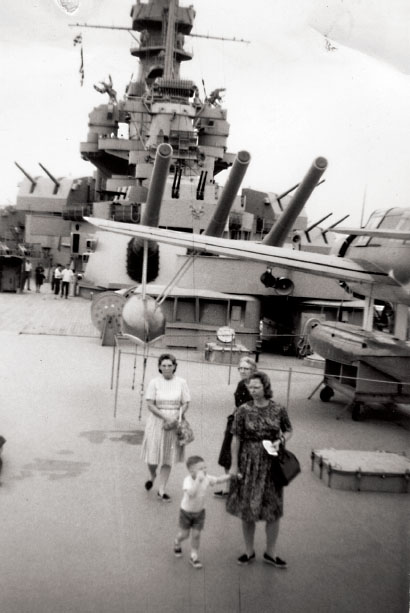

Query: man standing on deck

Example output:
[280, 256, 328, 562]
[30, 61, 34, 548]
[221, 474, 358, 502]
[53, 264, 63, 298]
[60, 264, 74, 299]
[24, 258, 32, 291]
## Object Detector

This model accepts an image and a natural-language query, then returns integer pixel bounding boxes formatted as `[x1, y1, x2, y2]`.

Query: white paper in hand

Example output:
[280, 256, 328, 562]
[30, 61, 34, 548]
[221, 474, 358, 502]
[262, 440, 278, 456]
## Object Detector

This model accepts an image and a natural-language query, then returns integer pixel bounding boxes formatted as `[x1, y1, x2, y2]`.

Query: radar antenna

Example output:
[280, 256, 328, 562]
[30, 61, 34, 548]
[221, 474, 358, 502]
[68, 23, 250, 44]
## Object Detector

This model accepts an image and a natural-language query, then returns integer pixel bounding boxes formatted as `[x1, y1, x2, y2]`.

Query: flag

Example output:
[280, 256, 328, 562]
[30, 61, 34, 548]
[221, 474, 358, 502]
[79, 45, 84, 86]
[73, 34, 84, 86]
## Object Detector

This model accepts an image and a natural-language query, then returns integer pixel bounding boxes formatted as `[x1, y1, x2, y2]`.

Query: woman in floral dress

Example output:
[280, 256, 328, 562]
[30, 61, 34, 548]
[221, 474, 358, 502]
[227, 371, 293, 567]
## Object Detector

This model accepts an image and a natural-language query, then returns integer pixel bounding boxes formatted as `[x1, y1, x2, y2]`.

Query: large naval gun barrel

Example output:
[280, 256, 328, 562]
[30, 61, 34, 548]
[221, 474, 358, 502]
[141, 143, 173, 227]
[263, 156, 328, 247]
[204, 150, 251, 237]
[126, 143, 173, 282]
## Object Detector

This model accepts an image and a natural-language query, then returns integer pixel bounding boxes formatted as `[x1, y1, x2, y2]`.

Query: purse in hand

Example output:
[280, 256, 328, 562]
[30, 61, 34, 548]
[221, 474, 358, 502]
[269, 444, 301, 487]
[176, 408, 194, 447]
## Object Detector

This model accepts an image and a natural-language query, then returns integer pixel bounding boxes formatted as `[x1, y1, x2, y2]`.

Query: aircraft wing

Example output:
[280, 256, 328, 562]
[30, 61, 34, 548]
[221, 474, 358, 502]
[84, 218, 398, 286]
[332, 228, 410, 240]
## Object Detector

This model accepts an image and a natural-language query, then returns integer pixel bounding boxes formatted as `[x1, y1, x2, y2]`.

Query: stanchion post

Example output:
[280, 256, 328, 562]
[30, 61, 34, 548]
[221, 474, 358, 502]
[114, 347, 121, 418]
[286, 367, 292, 410]
[110, 338, 116, 389]
[131, 345, 138, 390]
[228, 338, 234, 385]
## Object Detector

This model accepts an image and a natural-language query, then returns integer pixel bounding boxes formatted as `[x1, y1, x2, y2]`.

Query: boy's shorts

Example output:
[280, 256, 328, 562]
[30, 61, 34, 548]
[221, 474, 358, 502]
[179, 508, 206, 531]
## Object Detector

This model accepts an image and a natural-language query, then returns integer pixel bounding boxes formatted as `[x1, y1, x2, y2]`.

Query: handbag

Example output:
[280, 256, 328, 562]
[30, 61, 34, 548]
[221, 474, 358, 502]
[176, 407, 194, 447]
[269, 443, 301, 487]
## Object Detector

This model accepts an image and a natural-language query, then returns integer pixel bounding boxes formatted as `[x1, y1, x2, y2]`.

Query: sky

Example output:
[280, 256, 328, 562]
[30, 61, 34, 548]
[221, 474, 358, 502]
[1, 0, 410, 226]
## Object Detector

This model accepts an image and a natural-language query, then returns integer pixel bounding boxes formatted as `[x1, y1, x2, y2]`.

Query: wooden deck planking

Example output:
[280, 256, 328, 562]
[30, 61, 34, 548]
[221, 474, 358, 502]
[0, 288, 100, 338]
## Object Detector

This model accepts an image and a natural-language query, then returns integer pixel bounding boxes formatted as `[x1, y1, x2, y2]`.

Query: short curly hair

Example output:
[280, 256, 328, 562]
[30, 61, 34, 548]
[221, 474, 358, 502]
[158, 353, 177, 373]
[248, 371, 273, 399]
[239, 356, 257, 371]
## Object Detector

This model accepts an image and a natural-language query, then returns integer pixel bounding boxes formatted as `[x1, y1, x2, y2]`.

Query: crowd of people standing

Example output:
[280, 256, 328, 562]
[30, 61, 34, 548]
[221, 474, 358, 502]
[52, 264, 75, 298]
[19, 260, 77, 298]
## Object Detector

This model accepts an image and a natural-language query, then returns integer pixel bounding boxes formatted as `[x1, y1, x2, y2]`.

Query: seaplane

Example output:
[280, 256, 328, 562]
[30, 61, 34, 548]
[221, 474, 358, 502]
[86, 201, 410, 420]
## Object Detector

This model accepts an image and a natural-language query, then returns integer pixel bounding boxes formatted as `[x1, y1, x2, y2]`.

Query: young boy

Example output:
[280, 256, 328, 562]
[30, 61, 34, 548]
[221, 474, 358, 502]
[174, 455, 231, 569]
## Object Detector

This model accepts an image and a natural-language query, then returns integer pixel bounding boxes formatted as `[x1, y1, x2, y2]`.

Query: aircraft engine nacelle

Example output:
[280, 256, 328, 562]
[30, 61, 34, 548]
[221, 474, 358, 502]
[122, 294, 166, 343]
[260, 269, 294, 295]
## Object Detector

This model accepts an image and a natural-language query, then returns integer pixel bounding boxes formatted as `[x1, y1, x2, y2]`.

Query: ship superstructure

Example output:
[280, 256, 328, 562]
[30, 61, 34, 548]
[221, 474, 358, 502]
[80, 0, 236, 234]
[13, 0, 312, 276]
[7, 0, 351, 353]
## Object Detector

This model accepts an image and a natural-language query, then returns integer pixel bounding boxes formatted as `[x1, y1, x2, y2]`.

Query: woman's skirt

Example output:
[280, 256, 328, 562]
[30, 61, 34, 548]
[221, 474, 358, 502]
[226, 440, 283, 522]
[141, 409, 184, 465]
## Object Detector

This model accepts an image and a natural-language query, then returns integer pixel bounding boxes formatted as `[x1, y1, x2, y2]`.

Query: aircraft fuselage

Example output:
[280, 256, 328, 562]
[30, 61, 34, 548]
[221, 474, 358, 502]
[335, 207, 410, 305]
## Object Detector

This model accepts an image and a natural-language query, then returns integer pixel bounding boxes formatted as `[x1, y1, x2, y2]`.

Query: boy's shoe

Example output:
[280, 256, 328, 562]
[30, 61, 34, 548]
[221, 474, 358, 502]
[157, 492, 172, 502]
[263, 553, 287, 568]
[237, 552, 255, 565]
[190, 556, 203, 569]
[174, 542, 182, 557]
[213, 490, 228, 498]
[144, 480, 153, 491]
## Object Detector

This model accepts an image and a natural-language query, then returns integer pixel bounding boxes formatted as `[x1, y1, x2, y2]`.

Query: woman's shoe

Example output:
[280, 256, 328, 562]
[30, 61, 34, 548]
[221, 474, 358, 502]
[157, 492, 172, 502]
[237, 552, 255, 565]
[144, 480, 153, 491]
[190, 555, 203, 569]
[263, 553, 287, 568]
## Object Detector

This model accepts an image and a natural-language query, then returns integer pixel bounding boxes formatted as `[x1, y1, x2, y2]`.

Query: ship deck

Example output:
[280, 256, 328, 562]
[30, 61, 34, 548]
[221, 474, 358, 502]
[0, 286, 409, 613]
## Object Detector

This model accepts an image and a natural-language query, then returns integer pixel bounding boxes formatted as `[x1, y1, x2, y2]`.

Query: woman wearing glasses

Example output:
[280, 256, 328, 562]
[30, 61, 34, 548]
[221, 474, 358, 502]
[213, 356, 257, 499]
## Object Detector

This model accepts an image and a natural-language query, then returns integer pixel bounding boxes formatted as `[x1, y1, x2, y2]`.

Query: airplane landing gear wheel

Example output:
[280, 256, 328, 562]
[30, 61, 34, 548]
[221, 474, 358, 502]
[319, 386, 334, 402]
[351, 402, 363, 421]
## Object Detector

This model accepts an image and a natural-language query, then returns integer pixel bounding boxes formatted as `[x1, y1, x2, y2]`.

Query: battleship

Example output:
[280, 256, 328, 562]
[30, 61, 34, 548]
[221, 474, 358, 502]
[3, 0, 353, 353]
[0, 6, 409, 609]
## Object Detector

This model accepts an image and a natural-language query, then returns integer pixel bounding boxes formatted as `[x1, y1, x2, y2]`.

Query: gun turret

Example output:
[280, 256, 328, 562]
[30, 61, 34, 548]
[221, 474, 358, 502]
[304, 212, 333, 243]
[126, 143, 173, 282]
[204, 150, 251, 237]
[38, 163, 61, 194]
[263, 157, 328, 247]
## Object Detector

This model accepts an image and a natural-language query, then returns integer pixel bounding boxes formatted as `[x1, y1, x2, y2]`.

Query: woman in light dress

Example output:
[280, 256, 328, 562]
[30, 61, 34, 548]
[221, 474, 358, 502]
[141, 354, 190, 502]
